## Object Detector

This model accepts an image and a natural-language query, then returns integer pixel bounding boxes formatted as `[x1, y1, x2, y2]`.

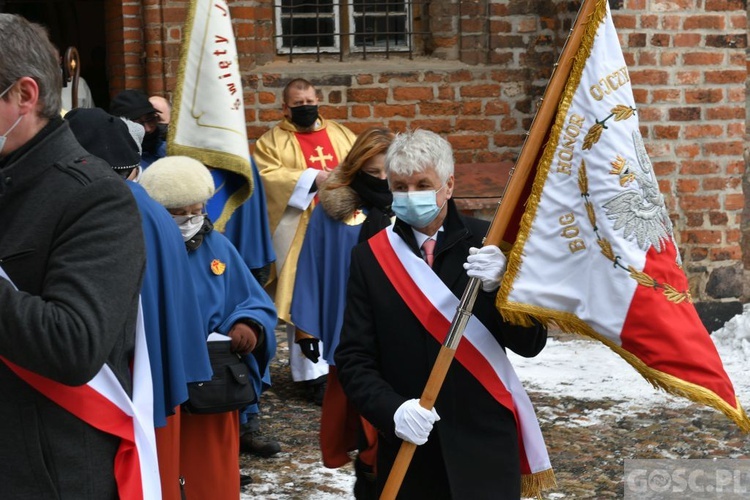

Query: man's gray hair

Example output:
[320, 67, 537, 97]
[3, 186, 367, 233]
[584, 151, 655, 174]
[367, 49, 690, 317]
[0, 14, 62, 119]
[385, 129, 454, 183]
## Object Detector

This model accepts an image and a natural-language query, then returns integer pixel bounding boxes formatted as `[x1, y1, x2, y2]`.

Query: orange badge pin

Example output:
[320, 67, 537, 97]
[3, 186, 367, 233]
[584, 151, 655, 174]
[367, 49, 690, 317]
[210, 259, 226, 275]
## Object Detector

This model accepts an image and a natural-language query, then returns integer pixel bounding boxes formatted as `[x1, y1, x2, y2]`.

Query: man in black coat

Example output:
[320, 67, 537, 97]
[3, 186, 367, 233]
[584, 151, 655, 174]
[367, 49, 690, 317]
[335, 129, 548, 499]
[0, 15, 146, 498]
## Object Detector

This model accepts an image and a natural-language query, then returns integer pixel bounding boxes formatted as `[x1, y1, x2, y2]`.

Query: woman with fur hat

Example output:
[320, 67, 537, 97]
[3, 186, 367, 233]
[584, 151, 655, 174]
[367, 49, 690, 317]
[290, 127, 395, 499]
[140, 156, 277, 499]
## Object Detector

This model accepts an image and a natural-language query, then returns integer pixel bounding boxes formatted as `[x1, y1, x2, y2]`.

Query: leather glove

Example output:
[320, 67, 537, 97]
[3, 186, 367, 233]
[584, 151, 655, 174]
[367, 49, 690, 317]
[228, 322, 258, 355]
[463, 245, 507, 292]
[297, 338, 321, 363]
[393, 398, 440, 445]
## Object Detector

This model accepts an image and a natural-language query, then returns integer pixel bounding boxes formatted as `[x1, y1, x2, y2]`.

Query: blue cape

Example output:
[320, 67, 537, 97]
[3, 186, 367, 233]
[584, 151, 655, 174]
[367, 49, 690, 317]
[291, 205, 362, 365]
[128, 182, 212, 427]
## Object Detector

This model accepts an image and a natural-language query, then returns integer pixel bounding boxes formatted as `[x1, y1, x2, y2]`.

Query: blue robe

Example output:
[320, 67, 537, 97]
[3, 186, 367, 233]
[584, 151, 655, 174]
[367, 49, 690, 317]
[216, 159, 276, 271]
[291, 205, 361, 366]
[187, 229, 278, 411]
[128, 181, 212, 427]
[140, 139, 166, 169]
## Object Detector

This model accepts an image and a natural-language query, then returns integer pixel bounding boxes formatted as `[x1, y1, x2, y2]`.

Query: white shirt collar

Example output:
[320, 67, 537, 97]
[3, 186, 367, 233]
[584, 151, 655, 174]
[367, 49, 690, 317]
[412, 226, 444, 250]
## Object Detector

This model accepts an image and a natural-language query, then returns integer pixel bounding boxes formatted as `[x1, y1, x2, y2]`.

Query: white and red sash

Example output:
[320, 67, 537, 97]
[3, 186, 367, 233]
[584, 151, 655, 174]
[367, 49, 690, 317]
[368, 227, 554, 495]
[0, 266, 160, 499]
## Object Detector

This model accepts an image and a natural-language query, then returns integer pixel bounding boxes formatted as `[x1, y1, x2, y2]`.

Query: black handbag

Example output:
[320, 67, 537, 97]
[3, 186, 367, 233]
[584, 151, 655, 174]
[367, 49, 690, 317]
[183, 340, 256, 414]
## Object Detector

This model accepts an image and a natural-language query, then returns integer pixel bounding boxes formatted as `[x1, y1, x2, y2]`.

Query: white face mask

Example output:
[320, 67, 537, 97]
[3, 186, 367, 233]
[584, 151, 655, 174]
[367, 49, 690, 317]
[173, 214, 206, 242]
[0, 82, 22, 156]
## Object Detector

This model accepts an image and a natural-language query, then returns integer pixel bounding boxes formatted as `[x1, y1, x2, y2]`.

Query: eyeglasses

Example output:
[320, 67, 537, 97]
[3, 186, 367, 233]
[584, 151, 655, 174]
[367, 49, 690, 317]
[172, 213, 207, 225]
[134, 113, 159, 126]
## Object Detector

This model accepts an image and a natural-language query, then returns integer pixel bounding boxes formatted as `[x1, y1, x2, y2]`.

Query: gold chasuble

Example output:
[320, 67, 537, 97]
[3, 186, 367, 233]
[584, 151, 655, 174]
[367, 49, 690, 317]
[254, 117, 357, 322]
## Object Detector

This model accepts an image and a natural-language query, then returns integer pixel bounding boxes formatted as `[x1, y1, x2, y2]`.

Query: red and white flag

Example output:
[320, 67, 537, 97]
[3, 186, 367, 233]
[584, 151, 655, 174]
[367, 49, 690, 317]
[497, 0, 750, 431]
[0, 266, 160, 499]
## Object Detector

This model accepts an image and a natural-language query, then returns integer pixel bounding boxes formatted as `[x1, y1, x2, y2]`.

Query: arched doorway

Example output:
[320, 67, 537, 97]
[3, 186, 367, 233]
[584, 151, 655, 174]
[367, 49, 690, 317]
[0, 0, 109, 109]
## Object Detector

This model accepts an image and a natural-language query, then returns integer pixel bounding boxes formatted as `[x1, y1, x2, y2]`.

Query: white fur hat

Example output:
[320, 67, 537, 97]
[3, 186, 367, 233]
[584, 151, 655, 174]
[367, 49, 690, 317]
[140, 156, 215, 208]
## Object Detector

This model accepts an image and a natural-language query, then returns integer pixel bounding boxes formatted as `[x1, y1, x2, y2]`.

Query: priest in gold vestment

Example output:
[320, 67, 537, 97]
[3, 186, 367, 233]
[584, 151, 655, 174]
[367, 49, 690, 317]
[254, 78, 357, 396]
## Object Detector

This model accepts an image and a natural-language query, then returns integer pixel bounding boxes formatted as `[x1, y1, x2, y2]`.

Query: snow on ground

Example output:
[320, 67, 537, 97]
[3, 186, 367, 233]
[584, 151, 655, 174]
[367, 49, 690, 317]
[241, 307, 750, 498]
[508, 306, 750, 427]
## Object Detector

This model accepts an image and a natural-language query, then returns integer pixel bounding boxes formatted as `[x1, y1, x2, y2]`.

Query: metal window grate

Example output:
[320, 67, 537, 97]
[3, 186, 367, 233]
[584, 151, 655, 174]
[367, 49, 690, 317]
[275, 0, 427, 62]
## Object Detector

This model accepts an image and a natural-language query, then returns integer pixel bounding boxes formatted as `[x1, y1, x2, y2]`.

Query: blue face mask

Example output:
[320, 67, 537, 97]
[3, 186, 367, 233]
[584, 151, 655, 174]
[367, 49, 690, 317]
[391, 184, 446, 228]
[0, 81, 22, 156]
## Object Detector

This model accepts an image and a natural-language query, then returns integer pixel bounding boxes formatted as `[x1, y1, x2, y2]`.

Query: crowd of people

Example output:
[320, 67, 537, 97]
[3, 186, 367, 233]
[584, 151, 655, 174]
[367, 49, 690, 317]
[0, 12, 549, 500]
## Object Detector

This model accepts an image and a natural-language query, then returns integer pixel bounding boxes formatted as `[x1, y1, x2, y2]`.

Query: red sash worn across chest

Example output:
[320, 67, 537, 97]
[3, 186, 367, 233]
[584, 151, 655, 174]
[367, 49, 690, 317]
[295, 129, 339, 171]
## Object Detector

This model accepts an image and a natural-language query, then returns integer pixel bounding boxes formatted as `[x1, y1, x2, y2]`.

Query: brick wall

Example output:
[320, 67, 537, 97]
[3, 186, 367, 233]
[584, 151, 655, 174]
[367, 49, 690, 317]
[111, 0, 748, 305]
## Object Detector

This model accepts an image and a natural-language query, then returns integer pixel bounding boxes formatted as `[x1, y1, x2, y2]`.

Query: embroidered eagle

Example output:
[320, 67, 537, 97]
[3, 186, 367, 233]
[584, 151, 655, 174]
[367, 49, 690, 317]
[602, 131, 674, 254]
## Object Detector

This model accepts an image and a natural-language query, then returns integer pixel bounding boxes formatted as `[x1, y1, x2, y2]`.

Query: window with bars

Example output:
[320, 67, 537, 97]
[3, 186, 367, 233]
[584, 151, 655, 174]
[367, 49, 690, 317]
[275, 0, 417, 60]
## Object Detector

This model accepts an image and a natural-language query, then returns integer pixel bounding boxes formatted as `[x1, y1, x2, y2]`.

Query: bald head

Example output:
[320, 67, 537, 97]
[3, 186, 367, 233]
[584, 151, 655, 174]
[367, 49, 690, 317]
[149, 95, 171, 124]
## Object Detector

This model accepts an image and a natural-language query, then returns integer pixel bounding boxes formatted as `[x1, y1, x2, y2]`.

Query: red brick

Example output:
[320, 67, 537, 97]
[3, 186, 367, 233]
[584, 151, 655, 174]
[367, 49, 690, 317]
[705, 70, 745, 84]
[373, 104, 416, 118]
[259, 109, 283, 121]
[708, 211, 729, 225]
[455, 119, 496, 132]
[653, 125, 680, 139]
[709, 247, 742, 261]
[680, 161, 720, 174]
[350, 105, 371, 118]
[653, 161, 677, 176]
[674, 144, 701, 158]
[437, 86, 455, 100]
[683, 15, 725, 30]
[652, 89, 681, 103]
[410, 119, 453, 134]
[629, 69, 669, 85]
[419, 102, 460, 115]
[461, 101, 482, 115]
[685, 212, 705, 227]
[725, 193, 744, 210]
[448, 134, 488, 150]
[704, 140, 744, 156]
[393, 86, 434, 101]
[684, 124, 723, 139]
[460, 84, 501, 98]
[347, 88, 388, 103]
[356, 74, 374, 85]
[677, 179, 700, 193]
[683, 52, 725, 66]
[683, 230, 722, 244]
[705, 106, 745, 120]
[492, 133, 525, 147]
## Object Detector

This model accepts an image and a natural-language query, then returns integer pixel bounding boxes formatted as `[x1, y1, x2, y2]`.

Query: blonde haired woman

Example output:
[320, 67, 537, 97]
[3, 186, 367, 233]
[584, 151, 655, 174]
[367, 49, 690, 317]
[291, 127, 395, 499]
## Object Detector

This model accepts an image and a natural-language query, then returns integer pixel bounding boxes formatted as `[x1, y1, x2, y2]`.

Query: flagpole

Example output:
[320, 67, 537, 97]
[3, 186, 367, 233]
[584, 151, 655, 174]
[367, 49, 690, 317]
[379, 0, 602, 498]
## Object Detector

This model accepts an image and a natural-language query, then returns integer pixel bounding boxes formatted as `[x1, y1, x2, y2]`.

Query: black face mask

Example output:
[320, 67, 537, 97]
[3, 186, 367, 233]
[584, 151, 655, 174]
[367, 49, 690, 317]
[290, 105, 319, 128]
[156, 123, 168, 141]
[142, 129, 161, 154]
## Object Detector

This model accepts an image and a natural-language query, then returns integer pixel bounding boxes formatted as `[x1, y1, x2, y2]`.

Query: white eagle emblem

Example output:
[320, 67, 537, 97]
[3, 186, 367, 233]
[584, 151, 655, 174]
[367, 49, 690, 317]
[602, 131, 675, 255]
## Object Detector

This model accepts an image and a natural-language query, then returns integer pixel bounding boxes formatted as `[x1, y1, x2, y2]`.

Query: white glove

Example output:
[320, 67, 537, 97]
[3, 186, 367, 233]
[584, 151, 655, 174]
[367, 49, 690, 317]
[463, 245, 507, 292]
[393, 398, 440, 445]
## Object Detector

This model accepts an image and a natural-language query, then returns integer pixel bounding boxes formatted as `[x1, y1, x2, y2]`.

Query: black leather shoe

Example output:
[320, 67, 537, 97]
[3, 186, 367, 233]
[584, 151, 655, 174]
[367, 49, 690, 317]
[240, 430, 281, 457]
[240, 473, 253, 487]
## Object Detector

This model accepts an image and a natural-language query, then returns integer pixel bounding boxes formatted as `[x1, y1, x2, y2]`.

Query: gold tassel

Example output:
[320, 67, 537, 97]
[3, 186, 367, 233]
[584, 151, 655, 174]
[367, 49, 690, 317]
[521, 468, 557, 498]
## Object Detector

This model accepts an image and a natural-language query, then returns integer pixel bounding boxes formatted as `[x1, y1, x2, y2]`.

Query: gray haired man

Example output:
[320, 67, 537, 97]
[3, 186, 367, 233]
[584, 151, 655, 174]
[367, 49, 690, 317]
[0, 14, 147, 498]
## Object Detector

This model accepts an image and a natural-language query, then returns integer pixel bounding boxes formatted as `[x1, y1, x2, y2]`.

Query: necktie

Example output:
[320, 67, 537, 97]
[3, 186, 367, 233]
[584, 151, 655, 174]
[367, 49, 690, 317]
[421, 238, 436, 268]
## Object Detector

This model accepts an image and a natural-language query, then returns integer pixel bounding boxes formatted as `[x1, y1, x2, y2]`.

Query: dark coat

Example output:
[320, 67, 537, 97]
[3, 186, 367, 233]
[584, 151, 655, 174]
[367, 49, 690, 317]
[335, 200, 547, 500]
[0, 120, 145, 498]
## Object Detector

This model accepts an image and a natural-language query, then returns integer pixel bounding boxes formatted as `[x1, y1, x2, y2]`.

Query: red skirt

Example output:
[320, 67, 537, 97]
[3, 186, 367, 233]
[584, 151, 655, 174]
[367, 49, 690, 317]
[320, 366, 378, 470]
[180, 410, 240, 499]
